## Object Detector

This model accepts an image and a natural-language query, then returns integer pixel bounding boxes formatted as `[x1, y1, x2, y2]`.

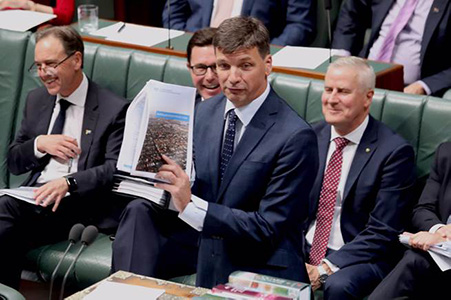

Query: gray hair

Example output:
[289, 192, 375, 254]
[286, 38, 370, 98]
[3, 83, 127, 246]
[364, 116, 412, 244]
[329, 56, 375, 90]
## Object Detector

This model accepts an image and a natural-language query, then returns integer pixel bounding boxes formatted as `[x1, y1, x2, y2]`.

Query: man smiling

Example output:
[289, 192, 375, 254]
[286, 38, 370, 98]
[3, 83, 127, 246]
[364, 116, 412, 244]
[186, 27, 221, 101]
[112, 16, 318, 288]
[304, 57, 415, 299]
[0, 26, 127, 288]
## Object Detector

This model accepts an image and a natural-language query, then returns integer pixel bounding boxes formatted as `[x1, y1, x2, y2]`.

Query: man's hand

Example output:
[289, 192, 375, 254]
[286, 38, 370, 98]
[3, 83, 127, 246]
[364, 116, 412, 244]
[436, 224, 451, 240]
[155, 155, 191, 212]
[405, 231, 446, 251]
[404, 82, 426, 95]
[37, 134, 81, 162]
[306, 264, 321, 291]
[34, 178, 69, 212]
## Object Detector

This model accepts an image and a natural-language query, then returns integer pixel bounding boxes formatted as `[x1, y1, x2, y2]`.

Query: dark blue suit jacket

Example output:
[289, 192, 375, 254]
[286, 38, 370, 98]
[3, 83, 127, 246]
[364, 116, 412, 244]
[307, 116, 415, 273]
[332, 0, 451, 96]
[162, 0, 315, 46]
[192, 89, 318, 288]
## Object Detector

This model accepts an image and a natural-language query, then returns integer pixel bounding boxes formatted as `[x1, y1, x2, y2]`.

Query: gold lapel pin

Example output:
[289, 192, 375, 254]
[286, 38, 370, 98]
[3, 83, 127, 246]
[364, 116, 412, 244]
[365, 148, 371, 153]
[433, 7, 439, 13]
[85, 129, 92, 135]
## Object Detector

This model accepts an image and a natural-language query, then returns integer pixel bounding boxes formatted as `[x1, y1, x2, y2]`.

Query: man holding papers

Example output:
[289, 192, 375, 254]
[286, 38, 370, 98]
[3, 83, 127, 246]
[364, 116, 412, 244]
[112, 16, 318, 288]
[370, 142, 451, 299]
[0, 26, 127, 288]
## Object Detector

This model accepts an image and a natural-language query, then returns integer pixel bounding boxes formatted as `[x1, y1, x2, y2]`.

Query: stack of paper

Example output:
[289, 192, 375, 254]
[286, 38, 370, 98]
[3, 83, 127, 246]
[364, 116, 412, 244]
[0, 10, 55, 32]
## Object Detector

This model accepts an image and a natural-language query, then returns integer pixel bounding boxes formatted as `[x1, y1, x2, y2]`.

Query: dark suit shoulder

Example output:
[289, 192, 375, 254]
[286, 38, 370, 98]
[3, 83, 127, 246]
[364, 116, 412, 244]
[373, 118, 412, 149]
[90, 81, 128, 108]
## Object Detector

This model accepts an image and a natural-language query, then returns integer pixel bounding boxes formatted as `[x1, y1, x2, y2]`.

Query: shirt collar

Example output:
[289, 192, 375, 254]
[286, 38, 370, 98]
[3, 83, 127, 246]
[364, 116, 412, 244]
[56, 73, 88, 107]
[331, 115, 369, 145]
[224, 82, 270, 126]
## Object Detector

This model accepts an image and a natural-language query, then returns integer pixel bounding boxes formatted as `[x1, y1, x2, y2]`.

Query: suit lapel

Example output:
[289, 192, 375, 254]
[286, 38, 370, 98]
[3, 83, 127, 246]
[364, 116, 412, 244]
[216, 91, 278, 202]
[205, 97, 227, 197]
[203, 0, 214, 27]
[37, 95, 56, 135]
[421, 0, 448, 63]
[78, 80, 99, 171]
[343, 117, 378, 201]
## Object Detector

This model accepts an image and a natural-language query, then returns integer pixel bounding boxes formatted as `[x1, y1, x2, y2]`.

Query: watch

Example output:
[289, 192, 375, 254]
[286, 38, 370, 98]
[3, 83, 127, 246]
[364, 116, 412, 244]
[317, 265, 329, 285]
[64, 176, 78, 193]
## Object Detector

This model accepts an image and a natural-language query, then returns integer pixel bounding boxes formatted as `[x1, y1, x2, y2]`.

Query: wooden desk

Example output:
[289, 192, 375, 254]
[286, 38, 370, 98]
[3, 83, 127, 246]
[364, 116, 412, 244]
[79, 21, 404, 92]
[66, 271, 209, 299]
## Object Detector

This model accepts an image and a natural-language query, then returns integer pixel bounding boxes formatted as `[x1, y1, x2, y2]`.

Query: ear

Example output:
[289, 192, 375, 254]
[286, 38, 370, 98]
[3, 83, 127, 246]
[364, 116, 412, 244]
[186, 62, 191, 70]
[73, 51, 83, 71]
[364, 89, 374, 109]
[264, 54, 272, 76]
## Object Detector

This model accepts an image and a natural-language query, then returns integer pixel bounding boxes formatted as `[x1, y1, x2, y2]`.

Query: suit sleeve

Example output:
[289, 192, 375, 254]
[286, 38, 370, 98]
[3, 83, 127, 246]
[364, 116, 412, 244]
[270, 0, 315, 46]
[411, 143, 450, 231]
[332, 0, 372, 55]
[326, 143, 415, 268]
[421, 67, 451, 97]
[7, 93, 49, 176]
[50, 0, 75, 25]
[162, 0, 190, 30]
[202, 127, 318, 248]
[71, 101, 127, 197]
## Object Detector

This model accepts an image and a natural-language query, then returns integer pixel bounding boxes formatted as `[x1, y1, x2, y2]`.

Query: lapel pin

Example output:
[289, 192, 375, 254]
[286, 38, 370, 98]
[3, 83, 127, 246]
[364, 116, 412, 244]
[365, 148, 371, 153]
[433, 7, 439, 13]
[85, 129, 92, 135]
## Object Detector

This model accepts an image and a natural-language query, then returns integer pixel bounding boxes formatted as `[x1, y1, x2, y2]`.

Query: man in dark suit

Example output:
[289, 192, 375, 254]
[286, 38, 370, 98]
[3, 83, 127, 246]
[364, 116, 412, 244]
[304, 57, 416, 299]
[112, 16, 318, 288]
[332, 0, 451, 97]
[162, 0, 315, 46]
[0, 26, 127, 288]
[370, 142, 451, 299]
[186, 27, 221, 102]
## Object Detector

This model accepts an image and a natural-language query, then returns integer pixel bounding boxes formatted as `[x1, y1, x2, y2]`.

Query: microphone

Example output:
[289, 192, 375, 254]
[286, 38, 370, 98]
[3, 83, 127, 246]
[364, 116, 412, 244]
[48, 223, 85, 300]
[324, 0, 333, 63]
[59, 225, 98, 300]
[166, 0, 174, 50]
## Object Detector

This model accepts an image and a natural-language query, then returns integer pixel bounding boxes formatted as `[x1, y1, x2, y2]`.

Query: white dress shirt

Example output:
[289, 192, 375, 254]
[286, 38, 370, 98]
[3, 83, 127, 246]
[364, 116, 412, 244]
[306, 116, 369, 270]
[179, 83, 271, 231]
[34, 73, 88, 183]
[210, 0, 244, 26]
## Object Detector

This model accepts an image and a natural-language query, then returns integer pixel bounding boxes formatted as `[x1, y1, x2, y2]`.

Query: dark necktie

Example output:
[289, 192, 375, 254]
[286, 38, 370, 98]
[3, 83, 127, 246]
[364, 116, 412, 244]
[220, 109, 238, 181]
[51, 99, 71, 134]
[28, 99, 71, 185]
[309, 137, 349, 265]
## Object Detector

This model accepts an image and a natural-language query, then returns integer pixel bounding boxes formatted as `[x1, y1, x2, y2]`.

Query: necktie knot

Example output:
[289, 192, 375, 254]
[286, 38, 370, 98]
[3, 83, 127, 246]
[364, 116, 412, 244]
[59, 99, 71, 112]
[227, 109, 238, 126]
[334, 137, 349, 151]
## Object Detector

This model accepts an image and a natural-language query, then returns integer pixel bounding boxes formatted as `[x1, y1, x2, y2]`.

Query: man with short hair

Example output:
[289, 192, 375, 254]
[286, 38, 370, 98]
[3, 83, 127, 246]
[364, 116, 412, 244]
[186, 27, 221, 101]
[112, 16, 318, 288]
[304, 57, 416, 299]
[0, 26, 127, 288]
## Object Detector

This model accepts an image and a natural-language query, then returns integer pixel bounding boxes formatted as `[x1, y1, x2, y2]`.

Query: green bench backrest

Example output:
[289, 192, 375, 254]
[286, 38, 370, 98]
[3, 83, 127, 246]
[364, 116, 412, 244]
[2, 29, 451, 187]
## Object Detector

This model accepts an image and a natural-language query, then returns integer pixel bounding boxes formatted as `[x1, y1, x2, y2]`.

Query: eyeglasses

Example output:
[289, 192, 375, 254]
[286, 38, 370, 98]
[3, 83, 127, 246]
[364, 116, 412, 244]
[189, 64, 217, 76]
[28, 52, 76, 76]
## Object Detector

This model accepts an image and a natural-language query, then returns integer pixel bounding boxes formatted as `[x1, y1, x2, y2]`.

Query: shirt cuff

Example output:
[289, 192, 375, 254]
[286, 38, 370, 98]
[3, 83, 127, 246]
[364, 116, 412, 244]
[323, 259, 340, 273]
[178, 194, 208, 232]
[34, 136, 46, 158]
[430, 224, 445, 233]
[333, 49, 351, 57]
[418, 80, 432, 95]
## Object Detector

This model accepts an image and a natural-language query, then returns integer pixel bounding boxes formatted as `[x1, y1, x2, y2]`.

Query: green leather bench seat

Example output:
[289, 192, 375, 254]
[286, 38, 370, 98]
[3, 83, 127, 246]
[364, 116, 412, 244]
[1, 28, 451, 292]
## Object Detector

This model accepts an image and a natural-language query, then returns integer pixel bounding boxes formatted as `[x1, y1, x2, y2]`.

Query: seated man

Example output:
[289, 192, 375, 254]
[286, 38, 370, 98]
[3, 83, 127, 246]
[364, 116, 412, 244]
[370, 142, 451, 299]
[186, 27, 221, 102]
[0, 26, 127, 288]
[304, 57, 416, 299]
[112, 16, 319, 288]
[162, 0, 315, 46]
[332, 0, 451, 96]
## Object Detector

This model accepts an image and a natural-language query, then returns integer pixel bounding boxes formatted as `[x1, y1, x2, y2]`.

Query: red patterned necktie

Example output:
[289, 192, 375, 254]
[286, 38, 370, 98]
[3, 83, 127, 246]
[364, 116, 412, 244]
[309, 137, 349, 266]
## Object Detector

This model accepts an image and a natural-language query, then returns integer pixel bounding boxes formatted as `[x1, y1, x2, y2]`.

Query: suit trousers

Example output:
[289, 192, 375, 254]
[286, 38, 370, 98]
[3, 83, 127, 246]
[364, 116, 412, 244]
[111, 199, 199, 280]
[0, 194, 80, 289]
[369, 249, 451, 299]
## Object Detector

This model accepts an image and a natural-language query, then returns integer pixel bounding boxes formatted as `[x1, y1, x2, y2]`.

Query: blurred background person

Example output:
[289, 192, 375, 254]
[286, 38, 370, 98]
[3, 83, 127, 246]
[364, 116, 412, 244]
[0, 0, 75, 25]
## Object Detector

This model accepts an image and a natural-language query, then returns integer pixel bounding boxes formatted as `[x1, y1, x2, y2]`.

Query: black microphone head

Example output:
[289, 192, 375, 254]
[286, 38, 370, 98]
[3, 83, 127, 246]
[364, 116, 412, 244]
[68, 223, 85, 243]
[324, 0, 332, 10]
[81, 225, 98, 246]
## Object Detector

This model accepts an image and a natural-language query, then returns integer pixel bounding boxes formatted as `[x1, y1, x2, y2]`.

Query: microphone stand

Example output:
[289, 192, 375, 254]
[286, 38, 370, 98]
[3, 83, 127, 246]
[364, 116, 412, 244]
[325, 0, 333, 63]
[166, 0, 174, 50]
